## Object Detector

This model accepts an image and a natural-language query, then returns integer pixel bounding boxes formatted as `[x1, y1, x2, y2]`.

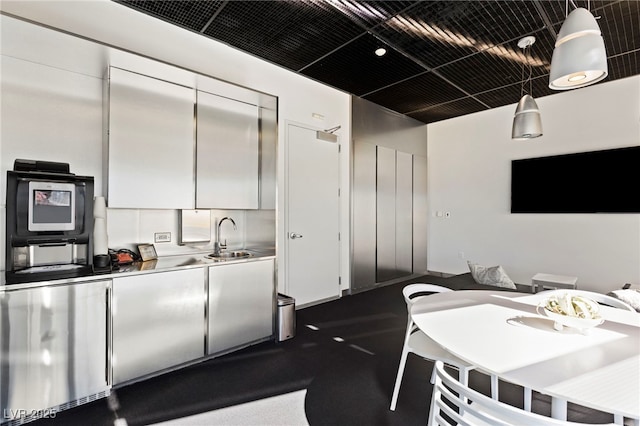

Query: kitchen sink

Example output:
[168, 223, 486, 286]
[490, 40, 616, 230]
[206, 250, 252, 260]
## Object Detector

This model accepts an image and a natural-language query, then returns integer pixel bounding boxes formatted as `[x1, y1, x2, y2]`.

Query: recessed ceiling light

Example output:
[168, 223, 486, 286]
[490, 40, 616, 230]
[375, 47, 387, 57]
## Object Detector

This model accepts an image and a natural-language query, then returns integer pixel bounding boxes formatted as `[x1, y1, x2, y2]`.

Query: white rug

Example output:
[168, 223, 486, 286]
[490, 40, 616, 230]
[151, 389, 309, 426]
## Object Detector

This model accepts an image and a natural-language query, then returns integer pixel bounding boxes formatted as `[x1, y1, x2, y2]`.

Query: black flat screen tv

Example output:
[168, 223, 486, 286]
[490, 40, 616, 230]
[511, 146, 640, 213]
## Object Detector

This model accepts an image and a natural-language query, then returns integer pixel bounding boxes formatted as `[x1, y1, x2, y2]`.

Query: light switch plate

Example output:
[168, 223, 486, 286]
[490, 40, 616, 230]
[154, 232, 171, 243]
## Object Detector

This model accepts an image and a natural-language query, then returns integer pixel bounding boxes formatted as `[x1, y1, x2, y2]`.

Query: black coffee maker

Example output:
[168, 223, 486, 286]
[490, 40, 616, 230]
[5, 159, 94, 283]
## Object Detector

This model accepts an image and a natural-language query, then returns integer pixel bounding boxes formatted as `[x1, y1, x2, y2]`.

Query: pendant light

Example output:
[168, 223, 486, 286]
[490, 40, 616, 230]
[549, 1, 608, 90]
[512, 36, 542, 140]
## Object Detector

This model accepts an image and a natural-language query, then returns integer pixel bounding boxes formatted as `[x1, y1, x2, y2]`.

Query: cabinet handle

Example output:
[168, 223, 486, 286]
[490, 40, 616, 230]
[106, 285, 112, 386]
[289, 233, 303, 239]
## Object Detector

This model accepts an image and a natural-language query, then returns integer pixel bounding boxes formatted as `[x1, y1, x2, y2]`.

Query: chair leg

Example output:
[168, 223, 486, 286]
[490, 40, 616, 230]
[524, 387, 532, 412]
[455, 366, 476, 417]
[390, 347, 409, 411]
[459, 367, 471, 406]
[459, 367, 470, 387]
[391, 315, 415, 411]
[427, 379, 441, 426]
[490, 374, 499, 400]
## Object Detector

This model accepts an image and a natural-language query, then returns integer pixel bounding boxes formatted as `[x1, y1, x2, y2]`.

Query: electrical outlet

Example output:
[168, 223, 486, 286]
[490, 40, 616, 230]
[445, 212, 451, 218]
[154, 232, 171, 243]
[458, 251, 465, 259]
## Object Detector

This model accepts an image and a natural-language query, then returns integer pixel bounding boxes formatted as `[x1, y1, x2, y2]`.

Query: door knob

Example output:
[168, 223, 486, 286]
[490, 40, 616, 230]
[289, 233, 303, 239]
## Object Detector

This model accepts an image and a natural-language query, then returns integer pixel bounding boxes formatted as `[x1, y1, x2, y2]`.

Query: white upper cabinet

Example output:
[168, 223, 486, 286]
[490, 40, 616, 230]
[196, 91, 259, 209]
[107, 67, 195, 209]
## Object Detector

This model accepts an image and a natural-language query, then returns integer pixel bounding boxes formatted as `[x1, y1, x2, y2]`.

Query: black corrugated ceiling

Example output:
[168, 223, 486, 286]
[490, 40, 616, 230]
[115, 0, 640, 124]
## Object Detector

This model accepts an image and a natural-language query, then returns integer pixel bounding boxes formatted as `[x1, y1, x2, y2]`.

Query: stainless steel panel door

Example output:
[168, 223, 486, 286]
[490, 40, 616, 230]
[352, 140, 377, 291]
[108, 67, 196, 209]
[286, 125, 340, 306]
[112, 269, 205, 384]
[413, 155, 428, 274]
[376, 146, 397, 282]
[196, 91, 259, 209]
[208, 259, 274, 354]
[0, 281, 109, 417]
[396, 151, 413, 276]
[259, 107, 277, 210]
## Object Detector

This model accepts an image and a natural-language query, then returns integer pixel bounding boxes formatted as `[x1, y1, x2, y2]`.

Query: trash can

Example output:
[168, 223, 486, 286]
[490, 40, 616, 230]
[277, 293, 296, 341]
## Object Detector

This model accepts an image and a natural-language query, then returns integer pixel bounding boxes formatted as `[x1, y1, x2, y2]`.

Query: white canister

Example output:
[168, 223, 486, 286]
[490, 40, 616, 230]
[93, 217, 108, 255]
[94, 196, 107, 219]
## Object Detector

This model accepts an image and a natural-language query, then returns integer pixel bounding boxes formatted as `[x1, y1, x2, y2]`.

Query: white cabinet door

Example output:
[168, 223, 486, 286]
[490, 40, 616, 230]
[112, 269, 205, 384]
[196, 91, 259, 209]
[107, 67, 195, 209]
[208, 259, 274, 354]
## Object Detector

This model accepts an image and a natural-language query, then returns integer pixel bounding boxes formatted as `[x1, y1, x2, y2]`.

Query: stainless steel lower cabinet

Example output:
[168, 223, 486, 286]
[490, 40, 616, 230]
[111, 269, 205, 385]
[0, 280, 110, 423]
[208, 259, 274, 355]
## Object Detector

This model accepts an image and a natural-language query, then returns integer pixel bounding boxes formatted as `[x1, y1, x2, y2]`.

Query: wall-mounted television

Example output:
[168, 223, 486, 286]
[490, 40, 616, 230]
[511, 146, 640, 214]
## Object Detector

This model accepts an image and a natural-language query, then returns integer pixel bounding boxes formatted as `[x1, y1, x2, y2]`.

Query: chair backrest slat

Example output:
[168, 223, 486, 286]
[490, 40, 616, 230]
[428, 361, 616, 426]
[403, 283, 452, 307]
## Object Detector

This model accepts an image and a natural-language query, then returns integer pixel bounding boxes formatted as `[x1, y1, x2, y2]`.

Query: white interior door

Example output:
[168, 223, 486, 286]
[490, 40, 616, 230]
[286, 124, 340, 306]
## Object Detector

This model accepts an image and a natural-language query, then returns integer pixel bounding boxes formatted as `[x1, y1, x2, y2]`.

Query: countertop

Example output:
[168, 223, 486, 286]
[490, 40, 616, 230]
[1, 248, 275, 291]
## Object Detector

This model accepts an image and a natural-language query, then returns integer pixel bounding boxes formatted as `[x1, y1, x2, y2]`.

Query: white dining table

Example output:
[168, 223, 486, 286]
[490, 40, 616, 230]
[411, 290, 640, 425]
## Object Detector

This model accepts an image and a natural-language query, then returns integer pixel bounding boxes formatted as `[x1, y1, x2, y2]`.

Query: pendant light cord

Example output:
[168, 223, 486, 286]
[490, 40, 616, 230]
[519, 41, 533, 97]
[528, 45, 533, 96]
[520, 51, 525, 97]
[567, 0, 590, 15]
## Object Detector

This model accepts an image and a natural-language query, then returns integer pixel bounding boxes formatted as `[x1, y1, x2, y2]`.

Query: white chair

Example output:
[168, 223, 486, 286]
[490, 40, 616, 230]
[390, 284, 498, 411]
[428, 360, 616, 426]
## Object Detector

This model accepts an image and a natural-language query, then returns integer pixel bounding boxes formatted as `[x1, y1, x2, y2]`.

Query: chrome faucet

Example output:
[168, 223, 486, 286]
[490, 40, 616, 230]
[214, 217, 237, 255]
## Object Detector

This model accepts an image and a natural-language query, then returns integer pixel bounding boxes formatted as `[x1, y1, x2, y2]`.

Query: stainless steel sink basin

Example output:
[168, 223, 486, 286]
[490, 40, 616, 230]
[206, 250, 252, 260]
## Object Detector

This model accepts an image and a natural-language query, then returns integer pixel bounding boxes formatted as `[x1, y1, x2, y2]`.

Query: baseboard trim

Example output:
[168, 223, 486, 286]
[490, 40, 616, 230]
[426, 270, 456, 278]
[349, 273, 426, 295]
[296, 294, 341, 310]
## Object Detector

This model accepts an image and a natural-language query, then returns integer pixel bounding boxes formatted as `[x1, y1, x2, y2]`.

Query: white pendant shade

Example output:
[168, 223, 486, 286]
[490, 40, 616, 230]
[512, 94, 543, 140]
[549, 7, 608, 90]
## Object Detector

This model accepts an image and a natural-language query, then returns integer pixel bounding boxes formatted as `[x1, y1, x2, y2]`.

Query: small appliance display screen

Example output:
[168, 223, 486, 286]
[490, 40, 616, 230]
[27, 181, 76, 231]
[33, 190, 72, 223]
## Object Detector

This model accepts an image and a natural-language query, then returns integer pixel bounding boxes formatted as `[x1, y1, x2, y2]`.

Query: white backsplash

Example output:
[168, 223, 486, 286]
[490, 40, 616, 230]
[106, 208, 253, 256]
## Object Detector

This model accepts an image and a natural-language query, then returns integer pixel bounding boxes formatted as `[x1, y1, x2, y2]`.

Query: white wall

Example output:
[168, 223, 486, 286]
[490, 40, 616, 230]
[427, 76, 640, 292]
[0, 1, 352, 292]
